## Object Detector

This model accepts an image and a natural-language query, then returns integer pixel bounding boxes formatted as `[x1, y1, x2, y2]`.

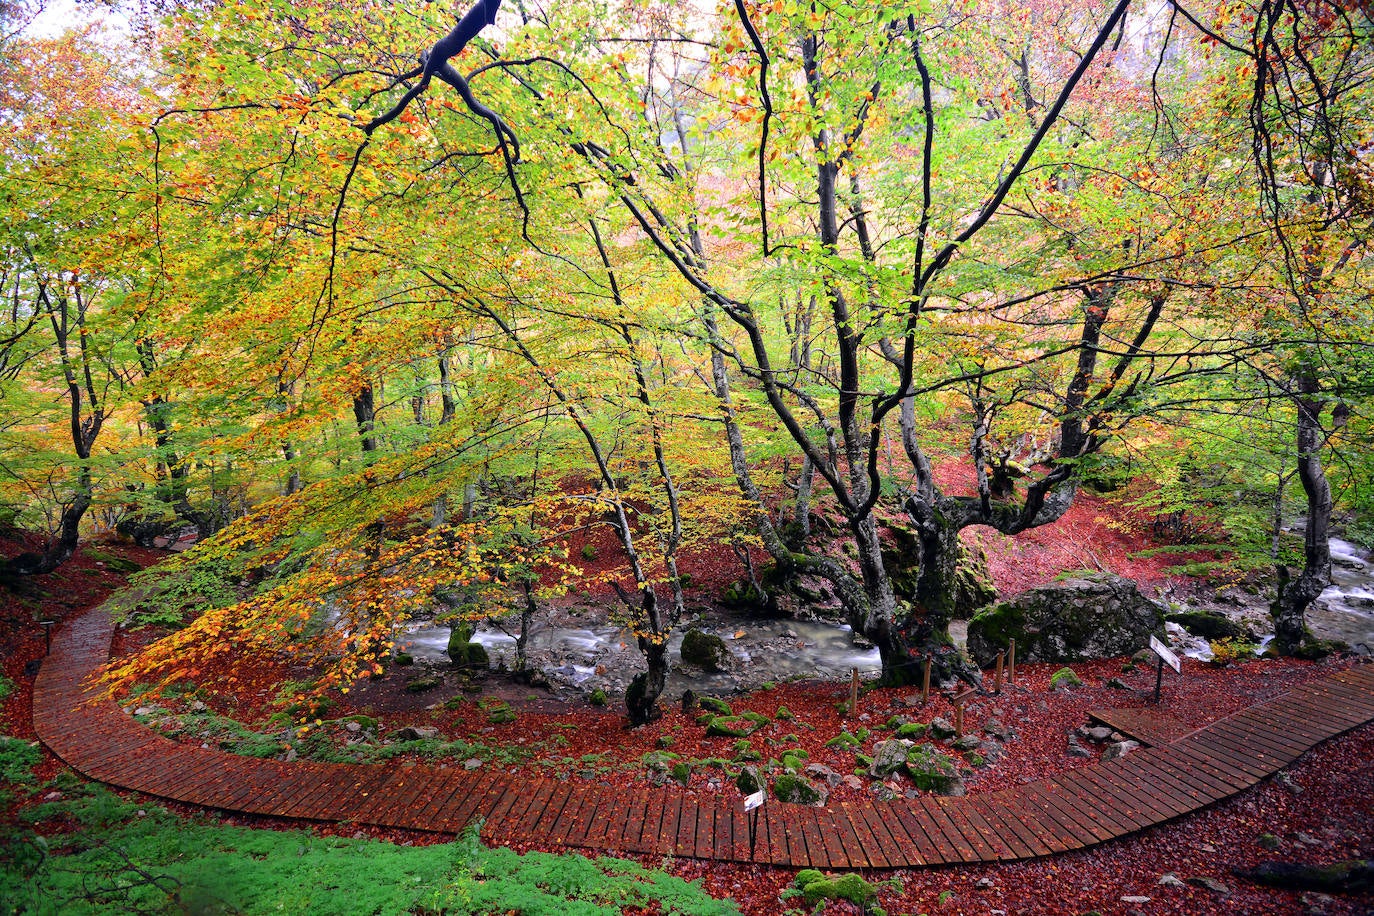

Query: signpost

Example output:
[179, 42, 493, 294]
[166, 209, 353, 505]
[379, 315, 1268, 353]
[744, 789, 765, 860]
[1148, 634, 1180, 703]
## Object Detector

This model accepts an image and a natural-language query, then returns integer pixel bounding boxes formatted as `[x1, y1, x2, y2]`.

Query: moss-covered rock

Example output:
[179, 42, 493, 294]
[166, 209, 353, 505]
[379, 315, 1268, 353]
[824, 730, 863, 750]
[698, 696, 734, 716]
[735, 765, 762, 794]
[772, 773, 826, 806]
[680, 628, 733, 672]
[895, 722, 928, 739]
[904, 743, 964, 795]
[794, 870, 879, 907]
[1049, 667, 1083, 690]
[1166, 610, 1254, 641]
[740, 710, 771, 729]
[966, 572, 1164, 667]
[705, 716, 753, 738]
[448, 636, 490, 671]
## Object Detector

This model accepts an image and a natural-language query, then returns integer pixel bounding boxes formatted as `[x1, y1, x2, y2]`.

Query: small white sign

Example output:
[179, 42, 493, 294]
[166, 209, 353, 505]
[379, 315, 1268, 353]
[743, 789, 765, 812]
[1149, 635, 1181, 673]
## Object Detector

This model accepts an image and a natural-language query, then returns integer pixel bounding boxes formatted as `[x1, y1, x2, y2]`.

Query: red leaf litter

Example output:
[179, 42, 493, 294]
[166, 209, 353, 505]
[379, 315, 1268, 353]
[6, 516, 1374, 916]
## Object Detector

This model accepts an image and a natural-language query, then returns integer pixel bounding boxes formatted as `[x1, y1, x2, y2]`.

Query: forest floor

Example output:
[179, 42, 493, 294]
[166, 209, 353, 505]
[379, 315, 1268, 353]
[3, 492, 1373, 915]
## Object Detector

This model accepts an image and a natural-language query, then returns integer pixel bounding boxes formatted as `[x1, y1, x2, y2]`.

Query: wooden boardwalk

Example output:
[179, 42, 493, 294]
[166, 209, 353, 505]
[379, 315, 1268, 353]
[33, 605, 1374, 868]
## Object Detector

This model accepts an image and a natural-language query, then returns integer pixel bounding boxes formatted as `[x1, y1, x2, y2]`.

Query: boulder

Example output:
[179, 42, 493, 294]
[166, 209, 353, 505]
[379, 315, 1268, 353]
[967, 572, 1164, 667]
[868, 739, 914, 777]
[904, 743, 965, 796]
[681, 629, 732, 672]
[929, 717, 957, 739]
[1166, 610, 1255, 642]
[772, 773, 827, 806]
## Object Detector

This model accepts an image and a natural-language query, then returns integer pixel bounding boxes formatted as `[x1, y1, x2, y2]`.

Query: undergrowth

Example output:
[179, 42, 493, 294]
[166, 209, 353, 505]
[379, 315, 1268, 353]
[3, 783, 738, 915]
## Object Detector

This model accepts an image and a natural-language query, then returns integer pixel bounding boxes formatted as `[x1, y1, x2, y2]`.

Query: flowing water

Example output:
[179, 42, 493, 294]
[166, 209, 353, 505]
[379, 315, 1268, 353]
[397, 536, 1374, 687]
[1309, 537, 1374, 650]
[397, 617, 881, 695]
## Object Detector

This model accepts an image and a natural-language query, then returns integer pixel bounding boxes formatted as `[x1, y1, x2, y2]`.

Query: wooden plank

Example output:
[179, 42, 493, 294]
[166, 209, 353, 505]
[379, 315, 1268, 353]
[919, 796, 978, 861]
[1107, 758, 1199, 819]
[546, 787, 596, 846]
[982, 791, 1056, 857]
[963, 797, 1024, 860]
[1192, 724, 1294, 774]
[854, 801, 902, 868]
[1063, 765, 1160, 831]
[887, 802, 939, 866]
[1037, 776, 1117, 844]
[1017, 782, 1091, 851]
[673, 794, 698, 857]
[1131, 748, 1232, 803]
[604, 784, 647, 853]
[837, 801, 878, 868]
[617, 785, 652, 853]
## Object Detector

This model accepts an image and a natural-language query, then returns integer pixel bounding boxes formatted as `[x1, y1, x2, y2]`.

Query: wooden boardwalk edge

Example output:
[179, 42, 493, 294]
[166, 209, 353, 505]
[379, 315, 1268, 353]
[32, 605, 1374, 869]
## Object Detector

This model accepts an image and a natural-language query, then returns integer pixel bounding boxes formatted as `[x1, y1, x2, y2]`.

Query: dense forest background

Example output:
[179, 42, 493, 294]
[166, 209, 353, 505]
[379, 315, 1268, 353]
[1, 0, 1371, 721]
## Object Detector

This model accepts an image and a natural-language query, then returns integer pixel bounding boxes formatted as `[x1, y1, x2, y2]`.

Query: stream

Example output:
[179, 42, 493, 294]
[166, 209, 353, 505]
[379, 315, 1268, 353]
[398, 616, 882, 697]
[397, 537, 1374, 691]
[1167, 536, 1374, 662]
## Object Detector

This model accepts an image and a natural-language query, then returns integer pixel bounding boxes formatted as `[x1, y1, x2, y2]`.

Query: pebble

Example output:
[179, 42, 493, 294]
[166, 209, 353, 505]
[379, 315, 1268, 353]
[974, 877, 995, 889]
[1121, 896, 1151, 904]
[1157, 873, 1185, 888]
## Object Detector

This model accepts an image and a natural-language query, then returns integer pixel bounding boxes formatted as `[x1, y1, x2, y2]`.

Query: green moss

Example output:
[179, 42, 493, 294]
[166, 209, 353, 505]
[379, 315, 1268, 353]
[698, 696, 733, 716]
[774, 705, 794, 721]
[793, 870, 878, 907]
[589, 687, 608, 707]
[771, 773, 824, 805]
[739, 710, 770, 728]
[6, 789, 739, 915]
[1049, 667, 1083, 690]
[705, 716, 752, 738]
[895, 722, 928, 739]
[825, 730, 862, 750]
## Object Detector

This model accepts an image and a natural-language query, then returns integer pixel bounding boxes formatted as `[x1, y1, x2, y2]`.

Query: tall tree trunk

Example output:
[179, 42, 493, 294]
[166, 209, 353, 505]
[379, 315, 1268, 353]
[1273, 372, 1333, 654]
[353, 384, 378, 454]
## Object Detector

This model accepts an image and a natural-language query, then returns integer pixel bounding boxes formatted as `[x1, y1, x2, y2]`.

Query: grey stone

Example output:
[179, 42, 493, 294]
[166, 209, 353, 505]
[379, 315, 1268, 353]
[1066, 736, 1093, 758]
[982, 718, 1012, 741]
[904, 743, 965, 796]
[953, 735, 981, 751]
[463, 758, 483, 770]
[344, 721, 361, 733]
[868, 738, 914, 777]
[967, 572, 1165, 666]
[1121, 896, 1151, 904]
[1186, 876, 1231, 895]
[1102, 739, 1141, 761]
[391, 726, 439, 741]
[1084, 725, 1115, 742]
[1157, 873, 1186, 888]
[133, 706, 154, 717]
[870, 783, 899, 801]
[805, 763, 842, 788]
[930, 717, 956, 739]
[1275, 771, 1303, 794]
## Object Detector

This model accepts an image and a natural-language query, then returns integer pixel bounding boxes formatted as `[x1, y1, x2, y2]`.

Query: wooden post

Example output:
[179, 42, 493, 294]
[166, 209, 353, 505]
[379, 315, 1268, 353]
[1008, 638, 1016, 684]
[921, 657, 932, 705]
[849, 667, 860, 718]
[994, 650, 1004, 694]
[950, 687, 976, 739]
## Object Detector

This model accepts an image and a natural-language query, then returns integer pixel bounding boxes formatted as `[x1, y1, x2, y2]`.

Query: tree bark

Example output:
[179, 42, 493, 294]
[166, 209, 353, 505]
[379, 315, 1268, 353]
[1273, 372, 1332, 654]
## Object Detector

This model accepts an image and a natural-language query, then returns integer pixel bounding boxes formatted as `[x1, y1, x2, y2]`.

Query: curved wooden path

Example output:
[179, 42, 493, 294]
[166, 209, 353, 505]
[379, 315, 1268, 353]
[33, 604, 1374, 869]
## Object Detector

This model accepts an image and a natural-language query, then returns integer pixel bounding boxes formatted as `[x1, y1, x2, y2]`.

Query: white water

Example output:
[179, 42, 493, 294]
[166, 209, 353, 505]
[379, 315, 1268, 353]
[396, 617, 882, 690]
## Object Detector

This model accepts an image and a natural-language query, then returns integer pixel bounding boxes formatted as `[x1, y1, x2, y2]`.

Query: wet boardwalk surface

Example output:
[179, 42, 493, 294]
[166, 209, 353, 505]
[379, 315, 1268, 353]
[33, 605, 1374, 868]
